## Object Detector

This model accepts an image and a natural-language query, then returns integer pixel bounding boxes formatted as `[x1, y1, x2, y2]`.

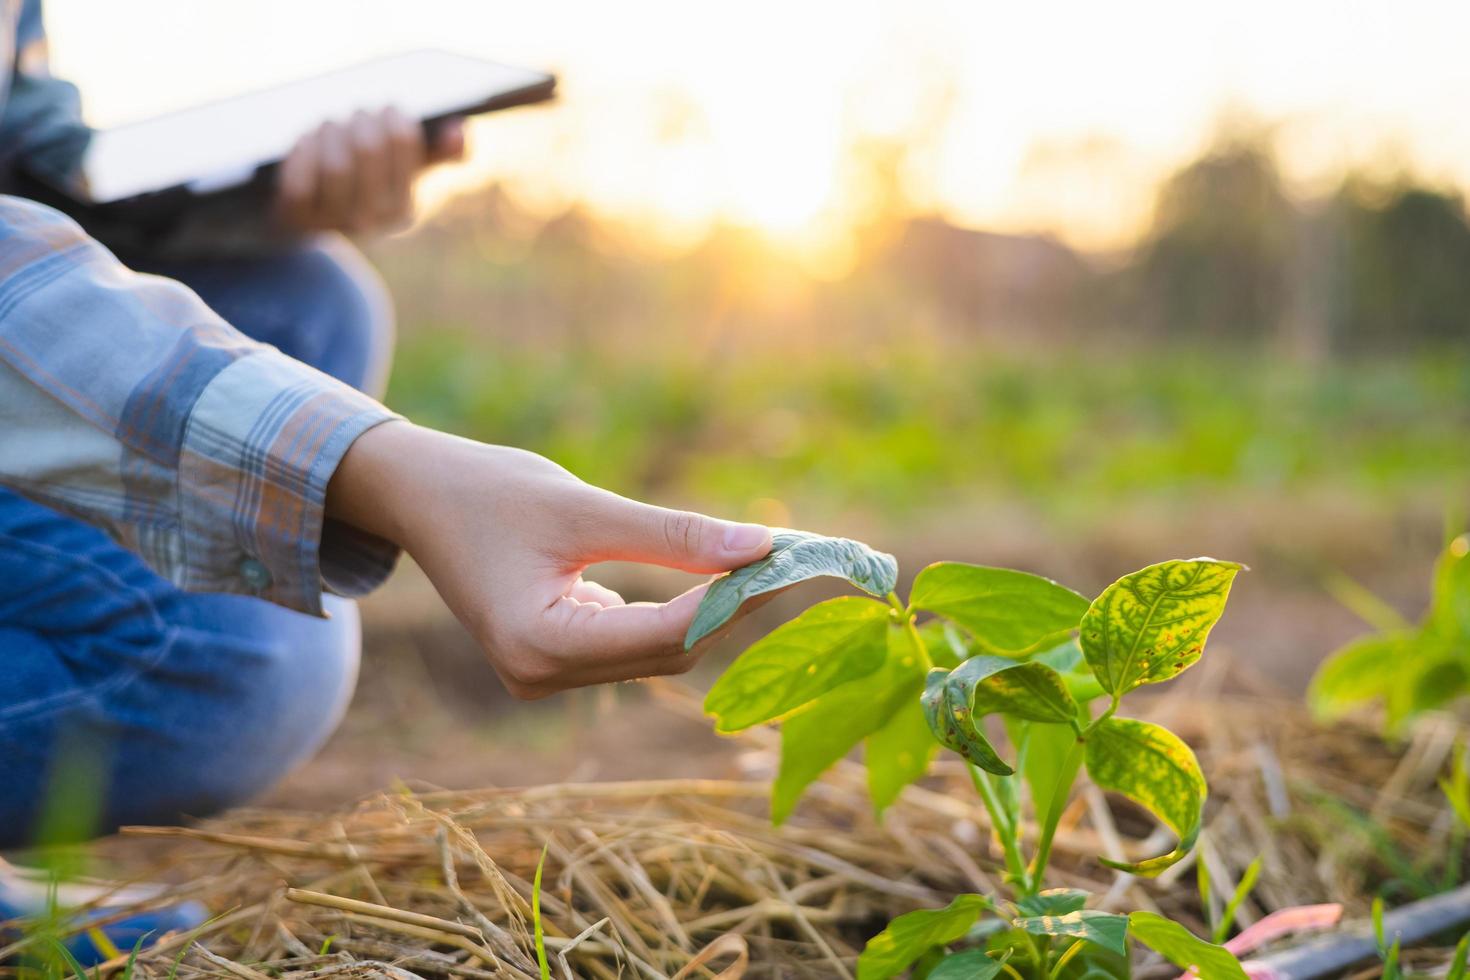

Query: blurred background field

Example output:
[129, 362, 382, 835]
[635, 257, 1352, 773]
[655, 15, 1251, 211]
[46, 1, 1470, 804]
[271, 131, 1470, 807]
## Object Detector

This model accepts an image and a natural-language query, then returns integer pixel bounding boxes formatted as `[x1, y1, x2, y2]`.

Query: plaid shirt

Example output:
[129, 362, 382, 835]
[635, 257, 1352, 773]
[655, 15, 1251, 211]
[0, 3, 400, 615]
[0, 196, 402, 615]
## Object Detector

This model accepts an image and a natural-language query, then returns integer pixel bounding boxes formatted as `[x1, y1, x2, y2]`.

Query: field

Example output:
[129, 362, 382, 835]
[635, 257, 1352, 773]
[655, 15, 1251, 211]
[11, 180, 1470, 977]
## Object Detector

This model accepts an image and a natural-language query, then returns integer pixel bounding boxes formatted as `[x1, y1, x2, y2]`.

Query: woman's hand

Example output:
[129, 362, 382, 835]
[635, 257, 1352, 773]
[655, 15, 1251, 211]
[327, 421, 773, 699]
[273, 107, 465, 235]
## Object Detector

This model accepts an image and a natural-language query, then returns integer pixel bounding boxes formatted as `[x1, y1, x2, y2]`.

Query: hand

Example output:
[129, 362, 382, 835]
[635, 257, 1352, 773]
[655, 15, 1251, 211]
[327, 421, 774, 699]
[274, 107, 466, 235]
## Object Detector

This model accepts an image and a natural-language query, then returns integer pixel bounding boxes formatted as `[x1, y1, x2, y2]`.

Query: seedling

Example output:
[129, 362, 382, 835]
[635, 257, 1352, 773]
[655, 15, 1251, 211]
[692, 530, 1247, 978]
[1310, 530, 1470, 732]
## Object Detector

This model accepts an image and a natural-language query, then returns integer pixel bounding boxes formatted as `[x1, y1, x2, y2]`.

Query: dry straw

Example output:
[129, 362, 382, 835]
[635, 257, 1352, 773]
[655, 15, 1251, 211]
[3, 688, 1463, 979]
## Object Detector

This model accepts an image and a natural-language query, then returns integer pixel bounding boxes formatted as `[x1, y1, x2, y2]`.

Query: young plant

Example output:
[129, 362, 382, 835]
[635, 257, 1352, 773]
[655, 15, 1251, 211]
[692, 530, 1247, 978]
[1312, 528, 1470, 882]
[1310, 530, 1470, 732]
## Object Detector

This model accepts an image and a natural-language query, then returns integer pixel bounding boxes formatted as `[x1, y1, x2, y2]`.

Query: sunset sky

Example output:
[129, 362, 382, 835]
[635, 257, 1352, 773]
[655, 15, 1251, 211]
[46, 0, 1470, 265]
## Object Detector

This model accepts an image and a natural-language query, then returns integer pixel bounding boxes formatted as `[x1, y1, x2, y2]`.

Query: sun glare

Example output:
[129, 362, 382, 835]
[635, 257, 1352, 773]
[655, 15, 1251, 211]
[44, 0, 1470, 263]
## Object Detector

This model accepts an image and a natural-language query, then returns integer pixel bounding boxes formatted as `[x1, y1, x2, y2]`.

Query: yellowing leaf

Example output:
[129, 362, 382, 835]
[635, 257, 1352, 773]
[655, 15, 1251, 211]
[1015, 888, 1089, 917]
[1085, 717, 1205, 875]
[911, 563, 1088, 655]
[686, 529, 898, 649]
[704, 596, 889, 733]
[1080, 558, 1241, 696]
[1014, 910, 1128, 956]
[923, 655, 1077, 776]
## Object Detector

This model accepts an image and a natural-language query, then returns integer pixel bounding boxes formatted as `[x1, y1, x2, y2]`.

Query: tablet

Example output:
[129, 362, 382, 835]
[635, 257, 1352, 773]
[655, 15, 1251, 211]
[58, 50, 555, 209]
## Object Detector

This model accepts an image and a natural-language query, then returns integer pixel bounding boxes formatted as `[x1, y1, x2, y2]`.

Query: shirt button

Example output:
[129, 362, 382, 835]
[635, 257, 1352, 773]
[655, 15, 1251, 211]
[240, 557, 272, 590]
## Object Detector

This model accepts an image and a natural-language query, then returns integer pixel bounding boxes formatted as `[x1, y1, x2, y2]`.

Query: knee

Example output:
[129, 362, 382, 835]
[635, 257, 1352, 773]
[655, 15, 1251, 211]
[99, 597, 362, 829]
[285, 237, 396, 398]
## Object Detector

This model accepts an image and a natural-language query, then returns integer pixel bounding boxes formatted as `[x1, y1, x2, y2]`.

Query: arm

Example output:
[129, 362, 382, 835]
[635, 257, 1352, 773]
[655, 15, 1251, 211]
[327, 422, 773, 699]
[0, 194, 398, 611]
[0, 195, 772, 695]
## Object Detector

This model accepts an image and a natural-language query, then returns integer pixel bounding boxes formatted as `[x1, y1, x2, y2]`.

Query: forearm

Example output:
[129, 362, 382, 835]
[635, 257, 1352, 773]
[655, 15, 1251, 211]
[0, 195, 399, 612]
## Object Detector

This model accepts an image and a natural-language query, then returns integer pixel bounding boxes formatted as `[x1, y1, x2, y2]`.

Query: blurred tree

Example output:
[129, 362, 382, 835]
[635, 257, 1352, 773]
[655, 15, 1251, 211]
[1132, 139, 1296, 341]
[1337, 181, 1470, 350]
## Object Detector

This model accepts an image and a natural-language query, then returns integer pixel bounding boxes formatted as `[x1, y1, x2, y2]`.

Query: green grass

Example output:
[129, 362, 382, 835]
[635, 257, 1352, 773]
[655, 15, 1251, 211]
[385, 330, 1470, 524]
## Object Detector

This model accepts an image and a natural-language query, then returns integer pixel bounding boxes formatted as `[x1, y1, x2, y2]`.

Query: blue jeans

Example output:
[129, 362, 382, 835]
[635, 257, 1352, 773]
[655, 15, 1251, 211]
[0, 236, 392, 848]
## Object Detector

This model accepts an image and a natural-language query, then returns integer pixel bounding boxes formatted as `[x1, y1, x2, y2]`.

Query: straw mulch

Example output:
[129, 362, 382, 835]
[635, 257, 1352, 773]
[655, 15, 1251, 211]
[11, 691, 1466, 979]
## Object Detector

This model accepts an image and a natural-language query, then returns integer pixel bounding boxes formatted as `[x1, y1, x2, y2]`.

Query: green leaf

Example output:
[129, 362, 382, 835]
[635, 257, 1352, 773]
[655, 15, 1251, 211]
[532, 843, 550, 980]
[1308, 631, 1409, 720]
[1015, 888, 1089, 917]
[911, 563, 1089, 655]
[1079, 558, 1242, 696]
[1018, 721, 1082, 827]
[1036, 639, 1107, 702]
[923, 655, 1078, 776]
[704, 596, 890, 733]
[926, 949, 1004, 980]
[856, 894, 992, 980]
[1197, 851, 1216, 938]
[867, 696, 940, 816]
[921, 620, 970, 669]
[1034, 638, 1084, 672]
[1215, 855, 1262, 944]
[1387, 645, 1468, 731]
[773, 624, 922, 823]
[968, 659, 1079, 725]
[1430, 533, 1470, 639]
[1127, 911, 1248, 979]
[686, 529, 898, 649]
[1014, 910, 1128, 957]
[1447, 930, 1468, 980]
[923, 667, 1011, 775]
[1323, 570, 1410, 633]
[1440, 742, 1470, 829]
[1085, 717, 1205, 876]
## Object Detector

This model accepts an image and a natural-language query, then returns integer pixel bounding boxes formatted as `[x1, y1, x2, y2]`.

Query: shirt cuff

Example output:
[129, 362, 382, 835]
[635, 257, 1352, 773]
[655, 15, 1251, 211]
[176, 348, 401, 615]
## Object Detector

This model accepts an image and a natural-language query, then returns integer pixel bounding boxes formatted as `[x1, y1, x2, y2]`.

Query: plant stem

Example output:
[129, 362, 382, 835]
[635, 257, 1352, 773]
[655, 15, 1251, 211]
[888, 592, 934, 672]
[1080, 697, 1119, 738]
[969, 764, 1030, 894]
[1029, 738, 1086, 888]
[1047, 939, 1086, 979]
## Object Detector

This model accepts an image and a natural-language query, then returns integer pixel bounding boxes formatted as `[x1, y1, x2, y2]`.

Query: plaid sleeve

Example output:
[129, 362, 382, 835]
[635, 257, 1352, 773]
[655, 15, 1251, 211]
[0, 195, 400, 615]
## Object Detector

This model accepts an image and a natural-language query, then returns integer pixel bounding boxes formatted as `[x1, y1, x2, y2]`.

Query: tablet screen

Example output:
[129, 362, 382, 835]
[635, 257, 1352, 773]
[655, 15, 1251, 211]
[79, 50, 553, 205]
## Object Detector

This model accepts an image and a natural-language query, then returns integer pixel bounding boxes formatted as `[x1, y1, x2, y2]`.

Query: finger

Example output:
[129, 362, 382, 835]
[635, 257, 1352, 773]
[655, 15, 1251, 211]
[316, 120, 355, 229]
[383, 106, 424, 220]
[348, 110, 392, 228]
[568, 578, 625, 607]
[510, 581, 783, 698]
[275, 132, 321, 230]
[428, 117, 466, 163]
[573, 491, 772, 574]
[553, 586, 704, 658]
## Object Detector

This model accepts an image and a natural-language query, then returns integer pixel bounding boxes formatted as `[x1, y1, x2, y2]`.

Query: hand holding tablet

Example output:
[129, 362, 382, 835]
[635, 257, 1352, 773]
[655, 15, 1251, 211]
[36, 50, 555, 219]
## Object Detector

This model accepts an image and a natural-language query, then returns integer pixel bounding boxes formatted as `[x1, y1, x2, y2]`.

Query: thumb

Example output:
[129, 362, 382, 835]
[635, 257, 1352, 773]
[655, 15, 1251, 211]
[576, 493, 772, 574]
